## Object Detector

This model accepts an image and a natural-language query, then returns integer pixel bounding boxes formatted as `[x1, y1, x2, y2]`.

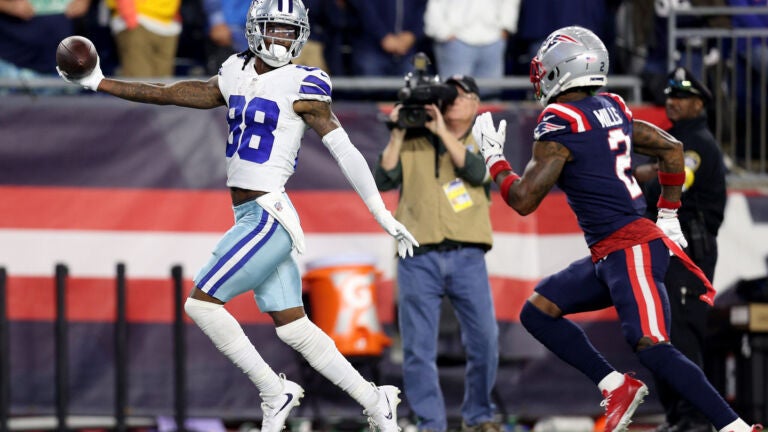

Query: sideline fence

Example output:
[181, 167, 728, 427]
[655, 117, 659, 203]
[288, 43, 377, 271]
[0, 264, 190, 432]
[0, 74, 643, 103]
[668, 6, 768, 173]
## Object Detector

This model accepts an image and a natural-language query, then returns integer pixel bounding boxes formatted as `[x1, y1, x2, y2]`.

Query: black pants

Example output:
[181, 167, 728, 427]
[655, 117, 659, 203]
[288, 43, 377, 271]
[656, 239, 717, 427]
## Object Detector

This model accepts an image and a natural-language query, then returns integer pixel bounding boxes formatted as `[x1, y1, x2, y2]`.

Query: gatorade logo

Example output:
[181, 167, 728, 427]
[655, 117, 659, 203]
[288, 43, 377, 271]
[331, 271, 380, 336]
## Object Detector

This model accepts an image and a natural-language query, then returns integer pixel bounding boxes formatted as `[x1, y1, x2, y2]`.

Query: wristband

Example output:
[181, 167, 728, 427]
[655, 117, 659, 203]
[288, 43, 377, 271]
[658, 171, 685, 186]
[657, 196, 681, 210]
[499, 172, 520, 201]
[489, 159, 512, 180]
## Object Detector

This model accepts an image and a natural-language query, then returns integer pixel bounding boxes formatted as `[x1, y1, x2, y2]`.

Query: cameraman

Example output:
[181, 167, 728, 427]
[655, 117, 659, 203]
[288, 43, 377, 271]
[374, 75, 501, 432]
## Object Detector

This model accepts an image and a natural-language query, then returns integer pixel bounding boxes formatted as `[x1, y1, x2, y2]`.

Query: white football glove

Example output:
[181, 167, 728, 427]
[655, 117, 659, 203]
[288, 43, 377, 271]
[56, 55, 104, 92]
[657, 208, 689, 249]
[372, 208, 419, 258]
[472, 112, 508, 168]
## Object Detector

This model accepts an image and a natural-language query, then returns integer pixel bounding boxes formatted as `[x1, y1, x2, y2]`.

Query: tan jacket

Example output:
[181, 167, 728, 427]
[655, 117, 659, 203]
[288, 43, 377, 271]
[393, 134, 493, 248]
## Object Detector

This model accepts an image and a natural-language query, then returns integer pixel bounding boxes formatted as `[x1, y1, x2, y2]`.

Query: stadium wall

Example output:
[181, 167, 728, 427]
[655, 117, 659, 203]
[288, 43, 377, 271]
[1, 96, 767, 421]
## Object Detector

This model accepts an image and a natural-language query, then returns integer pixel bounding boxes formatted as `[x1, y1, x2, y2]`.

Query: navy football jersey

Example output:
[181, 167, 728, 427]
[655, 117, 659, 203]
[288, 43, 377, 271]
[533, 92, 646, 246]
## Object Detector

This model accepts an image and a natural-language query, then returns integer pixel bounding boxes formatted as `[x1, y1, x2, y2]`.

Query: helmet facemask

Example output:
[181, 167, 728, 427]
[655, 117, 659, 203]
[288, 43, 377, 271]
[246, 0, 310, 67]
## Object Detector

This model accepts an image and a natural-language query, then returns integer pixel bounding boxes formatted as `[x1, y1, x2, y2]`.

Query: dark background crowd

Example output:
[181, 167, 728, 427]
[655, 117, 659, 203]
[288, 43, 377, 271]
[0, 0, 766, 106]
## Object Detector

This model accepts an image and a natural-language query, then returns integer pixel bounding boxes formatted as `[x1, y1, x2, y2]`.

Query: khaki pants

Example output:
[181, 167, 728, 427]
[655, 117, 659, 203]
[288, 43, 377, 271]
[115, 25, 178, 77]
[293, 40, 328, 73]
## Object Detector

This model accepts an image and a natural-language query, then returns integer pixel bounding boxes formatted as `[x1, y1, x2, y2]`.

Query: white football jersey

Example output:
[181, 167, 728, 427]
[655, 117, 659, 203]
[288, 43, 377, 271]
[217, 54, 333, 192]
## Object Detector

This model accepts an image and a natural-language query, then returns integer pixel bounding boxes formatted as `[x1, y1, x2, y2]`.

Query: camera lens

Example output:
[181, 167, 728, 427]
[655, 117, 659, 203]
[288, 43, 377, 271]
[399, 106, 427, 128]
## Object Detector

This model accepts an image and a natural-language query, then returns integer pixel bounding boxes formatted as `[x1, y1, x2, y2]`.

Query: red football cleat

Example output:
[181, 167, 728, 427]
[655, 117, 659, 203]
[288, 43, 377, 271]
[601, 374, 649, 432]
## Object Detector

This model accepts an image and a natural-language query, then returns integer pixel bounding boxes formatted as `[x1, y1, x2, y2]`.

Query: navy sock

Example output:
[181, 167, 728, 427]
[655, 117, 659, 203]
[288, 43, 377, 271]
[520, 301, 614, 385]
[637, 343, 738, 429]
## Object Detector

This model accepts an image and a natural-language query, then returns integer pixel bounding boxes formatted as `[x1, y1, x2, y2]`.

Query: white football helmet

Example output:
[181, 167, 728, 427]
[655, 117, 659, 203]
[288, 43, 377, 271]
[246, 0, 310, 67]
[530, 26, 609, 106]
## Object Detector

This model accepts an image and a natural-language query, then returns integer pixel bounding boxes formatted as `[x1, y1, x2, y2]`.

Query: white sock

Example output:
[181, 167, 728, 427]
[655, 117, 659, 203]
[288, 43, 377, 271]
[719, 419, 752, 432]
[276, 316, 378, 409]
[184, 298, 282, 396]
[598, 371, 625, 393]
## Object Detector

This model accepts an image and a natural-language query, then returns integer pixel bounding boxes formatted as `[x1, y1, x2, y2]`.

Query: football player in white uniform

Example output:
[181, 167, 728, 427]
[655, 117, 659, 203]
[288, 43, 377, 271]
[57, 0, 417, 431]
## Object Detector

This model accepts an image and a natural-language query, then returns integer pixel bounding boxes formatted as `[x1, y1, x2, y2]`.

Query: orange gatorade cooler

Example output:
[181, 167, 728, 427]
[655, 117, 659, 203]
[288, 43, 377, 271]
[302, 255, 392, 356]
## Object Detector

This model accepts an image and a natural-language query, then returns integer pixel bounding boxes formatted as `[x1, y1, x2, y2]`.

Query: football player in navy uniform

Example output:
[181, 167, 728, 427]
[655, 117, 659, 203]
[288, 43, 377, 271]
[473, 26, 761, 432]
[57, 0, 416, 431]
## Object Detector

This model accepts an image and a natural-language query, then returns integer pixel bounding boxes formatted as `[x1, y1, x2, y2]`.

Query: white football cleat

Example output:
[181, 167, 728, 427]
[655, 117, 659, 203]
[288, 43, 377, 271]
[260, 376, 305, 432]
[364, 385, 401, 432]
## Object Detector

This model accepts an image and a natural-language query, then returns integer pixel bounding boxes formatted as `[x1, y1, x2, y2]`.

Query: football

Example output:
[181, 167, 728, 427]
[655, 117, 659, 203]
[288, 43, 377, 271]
[56, 36, 97, 79]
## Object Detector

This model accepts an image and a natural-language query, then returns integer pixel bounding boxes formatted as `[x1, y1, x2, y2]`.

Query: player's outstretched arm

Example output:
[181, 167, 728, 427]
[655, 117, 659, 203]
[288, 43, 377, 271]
[98, 77, 226, 109]
[295, 99, 419, 258]
[473, 112, 567, 216]
[57, 54, 225, 109]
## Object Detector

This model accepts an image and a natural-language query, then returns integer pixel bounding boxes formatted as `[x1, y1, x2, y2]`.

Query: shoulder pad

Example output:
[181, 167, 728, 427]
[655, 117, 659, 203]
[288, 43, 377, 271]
[295, 65, 333, 101]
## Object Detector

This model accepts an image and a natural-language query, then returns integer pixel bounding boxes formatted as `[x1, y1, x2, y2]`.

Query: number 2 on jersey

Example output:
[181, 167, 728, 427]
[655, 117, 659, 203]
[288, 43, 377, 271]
[226, 95, 279, 163]
[608, 128, 643, 199]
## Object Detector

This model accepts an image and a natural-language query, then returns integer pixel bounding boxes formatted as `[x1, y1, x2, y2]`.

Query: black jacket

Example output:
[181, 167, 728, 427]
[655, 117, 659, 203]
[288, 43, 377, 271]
[643, 114, 727, 237]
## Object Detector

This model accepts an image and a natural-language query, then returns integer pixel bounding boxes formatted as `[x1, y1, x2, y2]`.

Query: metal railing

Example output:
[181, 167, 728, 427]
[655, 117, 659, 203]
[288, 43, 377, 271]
[0, 74, 644, 103]
[0, 264, 190, 432]
[669, 6, 768, 174]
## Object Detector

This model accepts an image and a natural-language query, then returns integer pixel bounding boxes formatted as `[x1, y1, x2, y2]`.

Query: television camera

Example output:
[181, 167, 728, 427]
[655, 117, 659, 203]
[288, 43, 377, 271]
[393, 53, 458, 129]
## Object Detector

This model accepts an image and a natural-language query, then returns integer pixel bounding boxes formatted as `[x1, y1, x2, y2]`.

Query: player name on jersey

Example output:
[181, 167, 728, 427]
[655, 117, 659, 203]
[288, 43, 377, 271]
[593, 106, 624, 128]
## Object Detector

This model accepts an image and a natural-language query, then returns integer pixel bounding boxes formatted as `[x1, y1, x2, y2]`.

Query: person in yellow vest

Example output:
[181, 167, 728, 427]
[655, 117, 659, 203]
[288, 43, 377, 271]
[106, 0, 181, 77]
[374, 75, 501, 432]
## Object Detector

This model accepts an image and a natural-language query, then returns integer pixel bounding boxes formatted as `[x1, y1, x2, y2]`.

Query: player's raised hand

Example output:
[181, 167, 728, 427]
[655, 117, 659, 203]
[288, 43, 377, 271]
[473, 112, 507, 169]
[372, 209, 419, 258]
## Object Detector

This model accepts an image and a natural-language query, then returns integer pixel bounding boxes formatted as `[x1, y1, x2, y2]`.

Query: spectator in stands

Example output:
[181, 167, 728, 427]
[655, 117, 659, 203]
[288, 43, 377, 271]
[374, 75, 501, 432]
[303, 0, 351, 76]
[728, 0, 768, 73]
[514, 0, 618, 69]
[203, 0, 249, 54]
[345, 0, 427, 76]
[0, 0, 90, 80]
[635, 67, 727, 432]
[200, 0, 248, 74]
[424, 0, 518, 84]
[612, 0, 654, 76]
[639, 0, 730, 106]
[726, 0, 767, 163]
[106, 0, 182, 77]
[292, 0, 338, 73]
